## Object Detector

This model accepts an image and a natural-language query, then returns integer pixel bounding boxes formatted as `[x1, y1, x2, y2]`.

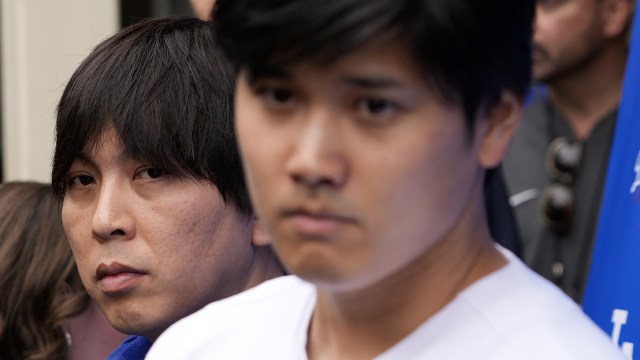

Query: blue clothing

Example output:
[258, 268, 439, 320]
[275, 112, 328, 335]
[108, 336, 152, 360]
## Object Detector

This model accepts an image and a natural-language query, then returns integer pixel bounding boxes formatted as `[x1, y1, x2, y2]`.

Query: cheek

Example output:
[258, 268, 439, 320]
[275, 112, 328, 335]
[61, 201, 92, 257]
[535, 13, 569, 46]
[61, 206, 96, 291]
[235, 85, 265, 159]
[182, 212, 219, 255]
[161, 201, 254, 295]
[544, 10, 591, 48]
[371, 129, 474, 233]
[157, 191, 229, 260]
[236, 119, 281, 218]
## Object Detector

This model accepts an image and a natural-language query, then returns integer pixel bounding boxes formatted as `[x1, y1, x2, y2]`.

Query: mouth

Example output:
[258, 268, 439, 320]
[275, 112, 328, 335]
[531, 43, 548, 63]
[281, 208, 356, 236]
[96, 262, 146, 295]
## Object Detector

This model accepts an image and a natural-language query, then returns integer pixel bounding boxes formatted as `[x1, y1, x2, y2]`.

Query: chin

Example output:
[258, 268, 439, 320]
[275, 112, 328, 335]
[291, 260, 369, 293]
[284, 253, 340, 281]
[103, 306, 157, 337]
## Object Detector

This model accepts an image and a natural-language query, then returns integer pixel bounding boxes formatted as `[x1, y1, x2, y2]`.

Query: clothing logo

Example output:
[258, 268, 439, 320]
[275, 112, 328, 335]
[631, 150, 640, 195]
[612, 309, 634, 358]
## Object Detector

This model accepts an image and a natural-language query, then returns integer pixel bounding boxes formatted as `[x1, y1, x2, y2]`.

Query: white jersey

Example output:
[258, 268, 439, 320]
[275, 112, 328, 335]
[147, 248, 625, 359]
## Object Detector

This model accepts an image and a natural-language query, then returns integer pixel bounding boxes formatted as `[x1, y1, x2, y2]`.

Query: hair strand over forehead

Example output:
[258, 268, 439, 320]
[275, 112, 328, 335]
[214, 0, 534, 129]
[52, 16, 252, 216]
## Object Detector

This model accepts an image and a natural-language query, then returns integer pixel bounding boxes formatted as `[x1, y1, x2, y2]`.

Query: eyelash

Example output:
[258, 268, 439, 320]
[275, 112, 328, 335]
[355, 97, 400, 121]
[67, 174, 95, 188]
[255, 85, 296, 109]
[252, 83, 402, 123]
[65, 167, 167, 190]
[136, 167, 166, 180]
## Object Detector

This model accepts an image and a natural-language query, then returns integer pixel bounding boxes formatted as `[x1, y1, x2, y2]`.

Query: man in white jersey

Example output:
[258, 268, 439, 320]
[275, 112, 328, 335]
[148, 0, 626, 358]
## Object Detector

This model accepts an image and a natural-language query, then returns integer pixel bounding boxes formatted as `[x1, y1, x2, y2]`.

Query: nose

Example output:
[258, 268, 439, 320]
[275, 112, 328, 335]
[92, 180, 135, 242]
[533, 5, 543, 36]
[285, 109, 348, 189]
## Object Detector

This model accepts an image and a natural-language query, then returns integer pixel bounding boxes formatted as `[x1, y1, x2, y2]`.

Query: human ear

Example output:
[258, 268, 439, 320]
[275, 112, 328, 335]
[477, 91, 523, 168]
[251, 218, 272, 247]
[601, 0, 634, 38]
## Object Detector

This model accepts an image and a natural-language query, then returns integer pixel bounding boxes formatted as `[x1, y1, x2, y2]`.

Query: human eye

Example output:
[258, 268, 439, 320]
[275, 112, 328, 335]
[356, 96, 400, 122]
[537, 0, 564, 9]
[136, 167, 167, 180]
[254, 83, 296, 109]
[67, 174, 95, 188]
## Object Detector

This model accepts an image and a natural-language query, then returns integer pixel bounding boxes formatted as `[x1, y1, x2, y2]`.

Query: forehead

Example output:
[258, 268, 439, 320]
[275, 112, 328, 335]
[75, 126, 140, 168]
[257, 39, 422, 82]
[537, 0, 598, 11]
[78, 122, 161, 166]
[257, 39, 453, 109]
[84, 126, 124, 156]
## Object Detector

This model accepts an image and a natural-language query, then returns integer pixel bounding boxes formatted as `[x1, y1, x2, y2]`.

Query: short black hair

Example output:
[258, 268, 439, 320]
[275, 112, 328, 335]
[213, 0, 534, 130]
[52, 16, 252, 216]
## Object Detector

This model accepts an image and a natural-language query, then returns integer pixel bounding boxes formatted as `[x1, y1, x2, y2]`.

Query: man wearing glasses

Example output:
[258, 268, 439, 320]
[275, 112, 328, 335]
[503, 0, 635, 301]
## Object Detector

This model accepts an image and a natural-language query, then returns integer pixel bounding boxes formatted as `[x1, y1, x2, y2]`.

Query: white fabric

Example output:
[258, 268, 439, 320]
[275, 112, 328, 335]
[147, 248, 625, 359]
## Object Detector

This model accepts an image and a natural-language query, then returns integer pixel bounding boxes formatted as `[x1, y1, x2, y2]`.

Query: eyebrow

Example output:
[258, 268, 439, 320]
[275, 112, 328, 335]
[339, 75, 404, 89]
[66, 151, 99, 174]
[248, 69, 405, 90]
[248, 67, 291, 85]
[71, 146, 129, 169]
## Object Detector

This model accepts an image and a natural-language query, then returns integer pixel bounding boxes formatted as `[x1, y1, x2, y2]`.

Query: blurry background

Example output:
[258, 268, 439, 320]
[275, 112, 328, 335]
[0, 0, 191, 182]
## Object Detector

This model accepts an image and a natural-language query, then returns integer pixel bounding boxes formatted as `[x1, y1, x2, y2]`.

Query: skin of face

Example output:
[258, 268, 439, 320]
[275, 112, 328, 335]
[62, 128, 259, 341]
[190, 0, 216, 20]
[234, 40, 517, 294]
[532, 0, 607, 83]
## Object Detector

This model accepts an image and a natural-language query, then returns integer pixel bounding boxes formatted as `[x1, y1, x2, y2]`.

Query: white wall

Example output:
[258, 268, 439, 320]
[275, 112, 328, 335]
[1, 0, 119, 182]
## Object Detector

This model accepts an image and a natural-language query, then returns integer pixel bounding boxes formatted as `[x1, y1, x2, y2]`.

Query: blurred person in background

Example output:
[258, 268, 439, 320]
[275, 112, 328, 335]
[0, 181, 126, 360]
[190, 0, 215, 20]
[503, 0, 635, 301]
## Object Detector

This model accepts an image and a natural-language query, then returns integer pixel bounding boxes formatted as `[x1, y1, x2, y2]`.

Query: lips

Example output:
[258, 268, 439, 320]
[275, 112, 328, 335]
[282, 208, 356, 236]
[96, 262, 146, 295]
[531, 43, 548, 63]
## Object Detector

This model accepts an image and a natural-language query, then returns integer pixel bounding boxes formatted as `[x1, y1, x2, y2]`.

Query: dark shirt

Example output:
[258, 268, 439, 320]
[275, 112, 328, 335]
[485, 167, 521, 257]
[503, 92, 617, 301]
[108, 335, 153, 360]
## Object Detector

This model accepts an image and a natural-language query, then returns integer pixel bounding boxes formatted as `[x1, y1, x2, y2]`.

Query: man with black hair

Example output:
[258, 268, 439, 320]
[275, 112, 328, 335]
[149, 1, 624, 358]
[504, 0, 634, 302]
[51, 16, 284, 360]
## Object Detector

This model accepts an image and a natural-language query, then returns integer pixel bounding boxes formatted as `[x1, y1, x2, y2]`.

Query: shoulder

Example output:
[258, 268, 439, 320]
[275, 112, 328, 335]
[457, 251, 625, 359]
[146, 276, 315, 360]
[387, 250, 625, 359]
[374, 251, 623, 359]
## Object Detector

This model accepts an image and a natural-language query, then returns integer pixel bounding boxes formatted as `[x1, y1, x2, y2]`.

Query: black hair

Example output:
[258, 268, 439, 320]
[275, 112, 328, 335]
[213, 0, 534, 131]
[52, 16, 252, 216]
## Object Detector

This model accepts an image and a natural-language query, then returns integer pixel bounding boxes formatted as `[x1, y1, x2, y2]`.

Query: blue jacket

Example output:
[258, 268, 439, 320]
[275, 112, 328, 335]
[108, 336, 152, 360]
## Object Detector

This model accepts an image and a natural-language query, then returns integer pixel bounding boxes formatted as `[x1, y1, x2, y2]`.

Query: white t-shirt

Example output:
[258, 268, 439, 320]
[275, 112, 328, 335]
[147, 249, 625, 359]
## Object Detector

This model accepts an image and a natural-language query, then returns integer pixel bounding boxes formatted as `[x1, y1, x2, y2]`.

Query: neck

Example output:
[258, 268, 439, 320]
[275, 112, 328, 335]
[306, 193, 507, 359]
[244, 245, 286, 290]
[546, 41, 627, 140]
